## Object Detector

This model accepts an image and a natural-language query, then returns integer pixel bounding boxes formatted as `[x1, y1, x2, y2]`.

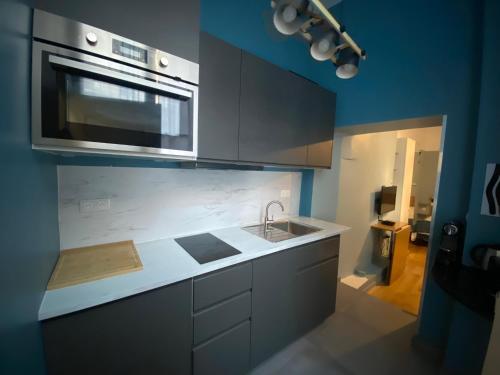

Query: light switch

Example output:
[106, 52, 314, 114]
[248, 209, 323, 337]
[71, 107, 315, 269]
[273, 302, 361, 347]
[79, 199, 111, 213]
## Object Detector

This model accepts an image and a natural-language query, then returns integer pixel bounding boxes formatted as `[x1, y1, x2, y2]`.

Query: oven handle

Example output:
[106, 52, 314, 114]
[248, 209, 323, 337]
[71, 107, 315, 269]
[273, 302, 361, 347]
[48, 54, 193, 99]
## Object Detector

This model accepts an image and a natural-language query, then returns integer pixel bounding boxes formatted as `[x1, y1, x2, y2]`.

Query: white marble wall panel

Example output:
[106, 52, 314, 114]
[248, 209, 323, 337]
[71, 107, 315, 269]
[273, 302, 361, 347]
[58, 166, 301, 249]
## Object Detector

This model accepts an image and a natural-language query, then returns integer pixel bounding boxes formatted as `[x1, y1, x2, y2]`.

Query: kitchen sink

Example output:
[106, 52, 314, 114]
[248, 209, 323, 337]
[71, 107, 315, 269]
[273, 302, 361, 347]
[269, 221, 321, 236]
[242, 221, 321, 243]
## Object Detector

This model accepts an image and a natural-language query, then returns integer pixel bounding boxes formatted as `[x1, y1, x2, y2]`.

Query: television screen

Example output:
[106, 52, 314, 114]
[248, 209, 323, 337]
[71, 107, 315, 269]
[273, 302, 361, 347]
[379, 186, 397, 215]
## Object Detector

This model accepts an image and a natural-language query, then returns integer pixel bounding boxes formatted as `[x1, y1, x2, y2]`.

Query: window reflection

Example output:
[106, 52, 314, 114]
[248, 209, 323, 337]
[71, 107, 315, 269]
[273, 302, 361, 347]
[65, 75, 185, 137]
[72, 76, 146, 102]
[159, 96, 181, 136]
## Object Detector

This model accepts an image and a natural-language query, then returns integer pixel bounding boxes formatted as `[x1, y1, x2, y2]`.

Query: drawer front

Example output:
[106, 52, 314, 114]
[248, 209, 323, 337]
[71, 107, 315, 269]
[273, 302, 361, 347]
[193, 320, 251, 375]
[194, 262, 252, 311]
[295, 256, 339, 336]
[295, 236, 340, 270]
[194, 291, 251, 345]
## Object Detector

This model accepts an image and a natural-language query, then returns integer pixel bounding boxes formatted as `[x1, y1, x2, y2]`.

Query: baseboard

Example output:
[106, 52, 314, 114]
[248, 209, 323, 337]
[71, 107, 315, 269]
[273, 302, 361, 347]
[411, 334, 445, 365]
[359, 275, 377, 292]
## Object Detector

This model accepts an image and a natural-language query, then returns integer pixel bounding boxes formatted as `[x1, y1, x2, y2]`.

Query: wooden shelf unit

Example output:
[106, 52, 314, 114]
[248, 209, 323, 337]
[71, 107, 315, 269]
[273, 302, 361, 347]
[371, 222, 411, 284]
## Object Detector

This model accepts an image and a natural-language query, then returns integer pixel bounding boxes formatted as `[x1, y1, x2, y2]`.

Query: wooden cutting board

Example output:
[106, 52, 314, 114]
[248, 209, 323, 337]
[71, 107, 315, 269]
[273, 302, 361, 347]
[47, 240, 143, 290]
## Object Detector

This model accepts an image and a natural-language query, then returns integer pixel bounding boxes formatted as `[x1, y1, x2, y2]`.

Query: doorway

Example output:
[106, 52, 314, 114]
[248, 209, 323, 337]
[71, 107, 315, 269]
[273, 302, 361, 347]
[311, 115, 444, 317]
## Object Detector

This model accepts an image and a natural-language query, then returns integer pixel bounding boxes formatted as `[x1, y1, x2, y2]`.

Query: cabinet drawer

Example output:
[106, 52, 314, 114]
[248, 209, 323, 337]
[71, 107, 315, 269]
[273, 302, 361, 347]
[193, 320, 250, 375]
[194, 262, 252, 311]
[295, 236, 340, 270]
[194, 291, 251, 345]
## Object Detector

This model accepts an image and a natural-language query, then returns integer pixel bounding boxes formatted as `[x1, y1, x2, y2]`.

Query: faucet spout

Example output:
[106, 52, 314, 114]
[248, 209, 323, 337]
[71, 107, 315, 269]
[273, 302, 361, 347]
[264, 200, 284, 232]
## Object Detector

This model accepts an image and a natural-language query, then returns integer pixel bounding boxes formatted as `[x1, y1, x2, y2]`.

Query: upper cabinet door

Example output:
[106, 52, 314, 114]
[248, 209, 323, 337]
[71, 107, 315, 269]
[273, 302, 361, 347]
[198, 33, 242, 161]
[239, 52, 308, 166]
[303, 82, 336, 168]
[35, 0, 200, 62]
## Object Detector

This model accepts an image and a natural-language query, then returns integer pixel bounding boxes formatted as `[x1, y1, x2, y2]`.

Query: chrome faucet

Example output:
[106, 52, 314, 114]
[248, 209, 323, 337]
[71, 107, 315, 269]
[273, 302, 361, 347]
[264, 200, 284, 232]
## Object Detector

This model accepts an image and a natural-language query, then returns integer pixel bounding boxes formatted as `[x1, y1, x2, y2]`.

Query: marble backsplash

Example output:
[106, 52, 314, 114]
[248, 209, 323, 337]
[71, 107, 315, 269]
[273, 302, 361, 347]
[58, 166, 302, 249]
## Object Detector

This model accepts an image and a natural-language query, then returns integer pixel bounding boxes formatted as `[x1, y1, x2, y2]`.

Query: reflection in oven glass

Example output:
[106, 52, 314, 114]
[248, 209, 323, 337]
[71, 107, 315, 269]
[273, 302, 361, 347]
[62, 75, 192, 150]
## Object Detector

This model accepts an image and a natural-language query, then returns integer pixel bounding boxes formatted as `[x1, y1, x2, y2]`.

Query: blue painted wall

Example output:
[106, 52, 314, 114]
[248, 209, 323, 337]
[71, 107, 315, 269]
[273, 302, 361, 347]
[0, 0, 59, 374]
[444, 0, 500, 372]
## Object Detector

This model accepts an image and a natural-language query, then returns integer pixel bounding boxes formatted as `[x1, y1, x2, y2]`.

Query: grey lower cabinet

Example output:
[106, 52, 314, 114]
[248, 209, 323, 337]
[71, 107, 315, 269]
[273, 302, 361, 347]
[42, 280, 193, 375]
[251, 236, 340, 367]
[42, 239, 339, 375]
[192, 262, 252, 375]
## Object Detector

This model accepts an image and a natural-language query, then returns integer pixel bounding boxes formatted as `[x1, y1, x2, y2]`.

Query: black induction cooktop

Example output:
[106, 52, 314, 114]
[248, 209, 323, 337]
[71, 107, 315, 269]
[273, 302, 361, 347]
[174, 233, 241, 264]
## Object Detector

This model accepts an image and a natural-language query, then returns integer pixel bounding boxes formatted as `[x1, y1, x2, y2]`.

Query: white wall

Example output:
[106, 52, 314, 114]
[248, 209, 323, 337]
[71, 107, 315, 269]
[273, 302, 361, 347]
[311, 140, 343, 222]
[58, 166, 301, 249]
[411, 151, 440, 217]
[313, 132, 399, 278]
[396, 126, 442, 151]
[393, 137, 416, 223]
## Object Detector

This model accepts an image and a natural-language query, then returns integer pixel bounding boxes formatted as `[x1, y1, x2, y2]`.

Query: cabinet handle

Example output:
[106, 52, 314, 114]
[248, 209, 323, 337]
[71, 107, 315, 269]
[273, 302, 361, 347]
[296, 255, 338, 274]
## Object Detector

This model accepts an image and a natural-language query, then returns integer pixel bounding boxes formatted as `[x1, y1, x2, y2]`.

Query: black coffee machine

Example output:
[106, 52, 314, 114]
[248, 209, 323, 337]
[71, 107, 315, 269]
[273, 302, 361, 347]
[435, 221, 464, 268]
[470, 244, 500, 272]
[470, 244, 500, 292]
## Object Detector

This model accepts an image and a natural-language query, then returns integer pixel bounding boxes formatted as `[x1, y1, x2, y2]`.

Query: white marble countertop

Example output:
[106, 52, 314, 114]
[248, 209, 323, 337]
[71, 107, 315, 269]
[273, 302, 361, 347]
[38, 217, 349, 321]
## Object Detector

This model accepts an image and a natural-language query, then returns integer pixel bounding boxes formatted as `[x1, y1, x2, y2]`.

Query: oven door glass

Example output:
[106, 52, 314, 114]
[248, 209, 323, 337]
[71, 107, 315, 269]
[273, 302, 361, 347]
[40, 52, 196, 154]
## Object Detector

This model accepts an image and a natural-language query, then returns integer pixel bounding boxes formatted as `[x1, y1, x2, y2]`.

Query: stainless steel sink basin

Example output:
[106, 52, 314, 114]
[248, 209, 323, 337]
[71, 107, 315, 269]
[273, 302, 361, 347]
[269, 221, 321, 236]
[242, 221, 321, 243]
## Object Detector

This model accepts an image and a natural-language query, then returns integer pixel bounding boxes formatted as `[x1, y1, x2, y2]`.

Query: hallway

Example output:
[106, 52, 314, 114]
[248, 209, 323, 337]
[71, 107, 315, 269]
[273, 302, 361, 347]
[368, 243, 427, 315]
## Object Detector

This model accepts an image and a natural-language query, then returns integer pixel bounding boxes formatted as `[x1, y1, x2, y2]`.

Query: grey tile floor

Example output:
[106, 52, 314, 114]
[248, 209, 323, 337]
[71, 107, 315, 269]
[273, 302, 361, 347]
[250, 283, 442, 375]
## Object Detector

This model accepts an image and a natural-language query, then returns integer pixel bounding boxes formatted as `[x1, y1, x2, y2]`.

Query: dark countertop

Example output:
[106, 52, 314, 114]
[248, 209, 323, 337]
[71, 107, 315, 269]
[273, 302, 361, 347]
[432, 263, 499, 320]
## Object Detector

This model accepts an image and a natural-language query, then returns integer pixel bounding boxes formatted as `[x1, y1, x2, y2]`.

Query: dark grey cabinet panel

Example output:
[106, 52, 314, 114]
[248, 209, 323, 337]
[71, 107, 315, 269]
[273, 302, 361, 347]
[251, 248, 298, 367]
[295, 257, 339, 337]
[194, 291, 251, 345]
[35, 0, 200, 62]
[198, 33, 241, 160]
[295, 236, 340, 270]
[239, 52, 309, 166]
[302, 81, 336, 168]
[251, 236, 340, 368]
[194, 262, 252, 311]
[42, 280, 193, 375]
[193, 320, 251, 375]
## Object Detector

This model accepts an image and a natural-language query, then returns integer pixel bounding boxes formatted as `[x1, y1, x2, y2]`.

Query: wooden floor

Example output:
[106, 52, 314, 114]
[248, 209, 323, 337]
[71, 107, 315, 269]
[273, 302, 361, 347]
[368, 243, 428, 316]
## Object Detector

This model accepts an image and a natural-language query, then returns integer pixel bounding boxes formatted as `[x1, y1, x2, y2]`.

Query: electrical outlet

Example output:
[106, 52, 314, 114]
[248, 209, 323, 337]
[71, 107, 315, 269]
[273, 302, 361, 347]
[280, 189, 291, 198]
[79, 199, 111, 213]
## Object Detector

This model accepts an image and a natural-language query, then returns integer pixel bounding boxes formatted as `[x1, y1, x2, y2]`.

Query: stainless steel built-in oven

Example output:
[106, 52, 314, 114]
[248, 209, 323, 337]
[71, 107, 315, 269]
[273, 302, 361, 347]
[32, 10, 199, 160]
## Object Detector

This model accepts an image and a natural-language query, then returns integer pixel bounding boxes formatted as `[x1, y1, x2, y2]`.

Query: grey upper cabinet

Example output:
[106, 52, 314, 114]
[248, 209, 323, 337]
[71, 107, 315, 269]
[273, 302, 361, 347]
[35, 0, 200, 62]
[302, 81, 336, 168]
[42, 280, 193, 375]
[198, 32, 242, 160]
[239, 52, 309, 166]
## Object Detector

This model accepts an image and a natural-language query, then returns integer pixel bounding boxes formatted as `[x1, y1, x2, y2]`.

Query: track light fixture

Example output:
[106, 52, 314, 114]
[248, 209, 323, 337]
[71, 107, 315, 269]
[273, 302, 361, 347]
[273, 0, 309, 35]
[335, 47, 359, 79]
[270, 0, 366, 79]
[310, 30, 338, 61]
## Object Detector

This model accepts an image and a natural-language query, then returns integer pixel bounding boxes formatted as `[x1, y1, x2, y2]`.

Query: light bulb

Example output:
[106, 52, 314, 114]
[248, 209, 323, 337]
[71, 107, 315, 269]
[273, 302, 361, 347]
[282, 5, 297, 23]
[318, 38, 331, 54]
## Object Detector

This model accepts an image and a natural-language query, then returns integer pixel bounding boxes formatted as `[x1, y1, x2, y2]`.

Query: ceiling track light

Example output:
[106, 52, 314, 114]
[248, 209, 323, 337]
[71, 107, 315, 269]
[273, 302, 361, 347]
[271, 0, 366, 79]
